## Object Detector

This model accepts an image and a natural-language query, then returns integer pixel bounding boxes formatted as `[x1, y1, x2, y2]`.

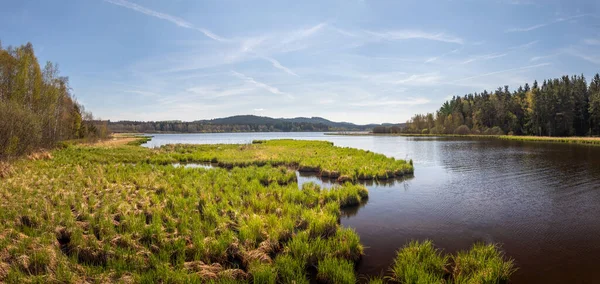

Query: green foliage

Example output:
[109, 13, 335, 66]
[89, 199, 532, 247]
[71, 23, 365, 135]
[454, 125, 471, 135]
[404, 74, 600, 137]
[0, 42, 108, 159]
[108, 115, 376, 133]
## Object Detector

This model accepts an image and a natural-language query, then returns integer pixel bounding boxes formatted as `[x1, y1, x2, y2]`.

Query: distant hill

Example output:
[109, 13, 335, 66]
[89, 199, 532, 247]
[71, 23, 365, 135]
[109, 115, 404, 133]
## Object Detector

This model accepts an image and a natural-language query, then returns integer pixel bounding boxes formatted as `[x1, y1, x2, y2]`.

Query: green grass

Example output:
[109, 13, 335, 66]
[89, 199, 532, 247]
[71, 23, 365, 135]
[331, 132, 600, 146]
[160, 139, 414, 181]
[316, 257, 356, 284]
[389, 240, 515, 284]
[390, 240, 448, 284]
[496, 135, 600, 146]
[0, 139, 374, 283]
[0, 139, 515, 283]
[452, 243, 516, 284]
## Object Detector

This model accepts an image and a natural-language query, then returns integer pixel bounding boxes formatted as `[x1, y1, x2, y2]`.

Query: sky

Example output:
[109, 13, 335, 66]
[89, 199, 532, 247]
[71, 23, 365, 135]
[1, 0, 599, 124]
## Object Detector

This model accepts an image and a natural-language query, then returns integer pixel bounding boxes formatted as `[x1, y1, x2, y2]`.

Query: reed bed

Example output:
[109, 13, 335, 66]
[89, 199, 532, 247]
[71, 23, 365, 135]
[0, 139, 375, 283]
[389, 240, 516, 284]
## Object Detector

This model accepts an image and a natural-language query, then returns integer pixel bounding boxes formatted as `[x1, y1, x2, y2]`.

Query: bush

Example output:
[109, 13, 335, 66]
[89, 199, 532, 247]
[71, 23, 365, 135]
[489, 126, 505, 136]
[0, 102, 42, 159]
[454, 125, 471, 135]
[421, 129, 429, 134]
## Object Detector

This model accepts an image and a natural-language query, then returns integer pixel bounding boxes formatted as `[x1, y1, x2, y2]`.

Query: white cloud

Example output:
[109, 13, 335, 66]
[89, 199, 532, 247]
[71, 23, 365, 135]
[366, 30, 464, 44]
[583, 39, 600, 45]
[460, 53, 507, 65]
[103, 0, 226, 41]
[453, 63, 552, 82]
[230, 71, 293, 99]
[349, 98, 430, 107]
[505, 14, 588, 33]
[509, 40, 539, 50]
[395, 73, 442, 85]
[263, 56, 298, 76]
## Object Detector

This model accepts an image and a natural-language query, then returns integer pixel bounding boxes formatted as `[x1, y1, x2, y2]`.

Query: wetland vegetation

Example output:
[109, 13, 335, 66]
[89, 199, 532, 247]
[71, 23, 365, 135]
[0, 137, 517, 283]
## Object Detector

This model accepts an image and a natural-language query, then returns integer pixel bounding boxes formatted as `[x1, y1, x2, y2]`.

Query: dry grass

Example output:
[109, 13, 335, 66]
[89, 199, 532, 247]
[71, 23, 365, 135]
[0, 162, 12, 178]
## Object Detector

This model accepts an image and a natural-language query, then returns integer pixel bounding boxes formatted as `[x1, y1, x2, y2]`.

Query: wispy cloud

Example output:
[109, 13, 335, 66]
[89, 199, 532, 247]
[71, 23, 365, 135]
[349, 98, 430, 107]
[509, 40, 539, 49]
[425, 48, 461, 63]
[103, 0, 226, 41]
[366, 30, 464, 44]
[453, 63, 551, 82]
[395, 73, 442, 85]
[583, 38, 600, 45]
[460, 53, 507, 65]
[530, 52, 562, 62]
[505, 14, 588, 33]
[262, 56, 299, 76]
[230, 71, 293, 99]
[564, 47, 600, 64]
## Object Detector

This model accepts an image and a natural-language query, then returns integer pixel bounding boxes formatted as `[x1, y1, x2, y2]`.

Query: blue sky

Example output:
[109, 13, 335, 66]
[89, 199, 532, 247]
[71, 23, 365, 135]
[1, 0, 599, 124]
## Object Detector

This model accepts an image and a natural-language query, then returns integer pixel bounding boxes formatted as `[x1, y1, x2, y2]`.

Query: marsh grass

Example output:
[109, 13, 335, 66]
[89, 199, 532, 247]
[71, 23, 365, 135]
[389, 240, 515, 284]
[390, 240, 448, 284]
[0, 139, 372, 283]
[452, 243, 516, 284]
[161, 139, 414, 182]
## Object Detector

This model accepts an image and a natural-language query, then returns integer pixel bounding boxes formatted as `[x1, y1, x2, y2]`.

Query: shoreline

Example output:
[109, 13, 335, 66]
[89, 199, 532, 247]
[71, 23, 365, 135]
[326, 132, 600, 145]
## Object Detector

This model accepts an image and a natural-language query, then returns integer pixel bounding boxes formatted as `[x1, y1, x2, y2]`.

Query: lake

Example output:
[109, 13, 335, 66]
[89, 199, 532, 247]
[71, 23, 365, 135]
[144, 132, 600, 283]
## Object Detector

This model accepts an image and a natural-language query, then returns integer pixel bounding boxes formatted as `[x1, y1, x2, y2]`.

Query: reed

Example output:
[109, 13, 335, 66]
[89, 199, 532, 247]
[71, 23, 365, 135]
[0, 139, 372, 282]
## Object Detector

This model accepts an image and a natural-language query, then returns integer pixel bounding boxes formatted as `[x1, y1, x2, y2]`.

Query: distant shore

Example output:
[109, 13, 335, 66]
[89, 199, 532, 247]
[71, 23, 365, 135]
[326, 132, 600, 146]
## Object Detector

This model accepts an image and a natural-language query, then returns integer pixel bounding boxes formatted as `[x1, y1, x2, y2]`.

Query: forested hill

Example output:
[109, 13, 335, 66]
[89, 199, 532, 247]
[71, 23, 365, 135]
[108, 115, 398, 133]
[397, 73, 600, 136]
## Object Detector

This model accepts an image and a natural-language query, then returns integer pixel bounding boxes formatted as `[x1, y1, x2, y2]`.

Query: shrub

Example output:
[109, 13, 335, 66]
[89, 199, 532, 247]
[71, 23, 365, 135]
[489, 126, 505, 136]
[421, 129, 429, 134]
[454, 125, 471, 135]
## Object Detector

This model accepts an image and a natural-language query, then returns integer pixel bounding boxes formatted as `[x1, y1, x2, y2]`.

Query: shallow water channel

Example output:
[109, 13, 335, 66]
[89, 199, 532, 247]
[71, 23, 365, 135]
[147, 132, 600, 283]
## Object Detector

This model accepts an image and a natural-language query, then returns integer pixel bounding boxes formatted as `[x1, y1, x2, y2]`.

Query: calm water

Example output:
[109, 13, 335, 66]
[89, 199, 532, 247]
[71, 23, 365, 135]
[144, 133, 600, 283]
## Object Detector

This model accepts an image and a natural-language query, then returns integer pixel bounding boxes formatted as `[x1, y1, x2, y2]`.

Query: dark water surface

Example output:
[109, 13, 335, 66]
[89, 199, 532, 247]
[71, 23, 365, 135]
[145, 133, 600, 283]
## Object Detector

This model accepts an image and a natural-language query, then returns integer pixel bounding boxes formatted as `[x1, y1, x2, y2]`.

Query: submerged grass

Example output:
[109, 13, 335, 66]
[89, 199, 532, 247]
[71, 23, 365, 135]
[0, 138, 374, 283]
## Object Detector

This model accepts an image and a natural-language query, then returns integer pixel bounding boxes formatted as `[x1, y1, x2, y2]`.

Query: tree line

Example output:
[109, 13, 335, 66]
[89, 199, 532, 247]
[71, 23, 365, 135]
[0, 41, 107, 159]
[108, 120, 333, 133]
[392, 73, 600, 136]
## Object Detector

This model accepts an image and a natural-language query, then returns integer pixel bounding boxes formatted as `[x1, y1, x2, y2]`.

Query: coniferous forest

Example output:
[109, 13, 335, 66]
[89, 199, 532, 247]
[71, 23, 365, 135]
[0, 42, 107, 159]
[390, 74, 600, 136]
